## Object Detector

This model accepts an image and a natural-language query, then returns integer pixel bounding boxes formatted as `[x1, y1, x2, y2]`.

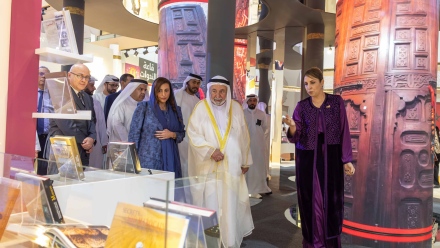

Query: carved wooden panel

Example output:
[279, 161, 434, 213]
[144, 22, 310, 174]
[158, 4, 207, 87]
[335, 0, 437, 246]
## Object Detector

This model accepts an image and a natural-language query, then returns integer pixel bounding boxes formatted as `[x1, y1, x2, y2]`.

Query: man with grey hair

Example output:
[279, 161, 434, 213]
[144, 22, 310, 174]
[47, 64, 96, 166]
[187, 75, 254, 248]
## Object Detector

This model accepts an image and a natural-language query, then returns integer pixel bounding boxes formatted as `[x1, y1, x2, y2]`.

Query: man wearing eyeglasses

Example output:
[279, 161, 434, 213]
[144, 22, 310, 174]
[36, 66, 51, 175]
[47, 64, 97, 167]
[93, 74, 120, 109]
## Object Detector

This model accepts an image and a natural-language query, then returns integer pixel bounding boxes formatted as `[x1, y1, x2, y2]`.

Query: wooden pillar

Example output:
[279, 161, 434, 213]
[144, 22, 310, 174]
[335, 0, 438, 246]
[158, 0, 208, 90]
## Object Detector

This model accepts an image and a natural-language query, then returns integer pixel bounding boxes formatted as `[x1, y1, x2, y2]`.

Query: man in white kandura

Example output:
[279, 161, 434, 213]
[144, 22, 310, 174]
[243, 94, 272, 199]
[107, 79, 149, 142]
[93, 74, 120, 109]
[187, 75, 254, 248]
[174, 73, 202, 178]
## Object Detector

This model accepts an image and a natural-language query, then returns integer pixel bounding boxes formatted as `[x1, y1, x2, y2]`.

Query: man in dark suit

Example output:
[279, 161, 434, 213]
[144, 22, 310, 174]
[48, 64, 97, 166]
[103, 73, 134, 124]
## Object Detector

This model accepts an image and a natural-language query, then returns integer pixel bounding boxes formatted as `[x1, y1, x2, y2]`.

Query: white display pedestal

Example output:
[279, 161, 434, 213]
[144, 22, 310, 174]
[51, 169, 175, 227]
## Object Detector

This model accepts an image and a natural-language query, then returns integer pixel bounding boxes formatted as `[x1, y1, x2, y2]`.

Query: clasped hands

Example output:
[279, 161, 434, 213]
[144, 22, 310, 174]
[211, 149, 249, 174]
[155, 129, 175, 140]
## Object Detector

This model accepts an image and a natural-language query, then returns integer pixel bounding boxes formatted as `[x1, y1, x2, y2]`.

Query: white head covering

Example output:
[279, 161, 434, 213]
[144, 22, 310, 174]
[107, 79, 150, 136]
[95, 74, 119, 94]
[181, 73, 203, 89]
[206, 75, 232, 114]
[243, 94, 259, 109]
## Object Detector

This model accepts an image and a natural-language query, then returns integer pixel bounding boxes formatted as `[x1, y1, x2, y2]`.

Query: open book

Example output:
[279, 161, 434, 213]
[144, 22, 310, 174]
[105, 202, 189, 248]
[6, 224, 108, 248]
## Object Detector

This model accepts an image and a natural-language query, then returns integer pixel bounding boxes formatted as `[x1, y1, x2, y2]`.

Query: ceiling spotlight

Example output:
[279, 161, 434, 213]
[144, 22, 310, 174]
[124, 50, 129, 58]
[133, 49, 139, 56]
[143, 47, 149, 55]
[155, 46, 159, 54]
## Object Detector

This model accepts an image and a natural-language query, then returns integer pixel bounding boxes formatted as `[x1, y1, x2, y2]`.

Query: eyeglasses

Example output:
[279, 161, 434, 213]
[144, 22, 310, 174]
[70, 72, 91, 81]
[38, 72, 46, 76]
[106, 83, 120, 88]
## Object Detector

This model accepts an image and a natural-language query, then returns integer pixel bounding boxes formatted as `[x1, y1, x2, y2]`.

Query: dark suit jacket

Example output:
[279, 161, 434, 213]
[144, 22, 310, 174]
[48, 88, 97, 166]
[103, 91, 121, 125]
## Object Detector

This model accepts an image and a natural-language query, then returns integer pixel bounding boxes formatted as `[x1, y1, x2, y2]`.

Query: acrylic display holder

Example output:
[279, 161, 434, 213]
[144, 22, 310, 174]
[107, 142, 142, 175]
[43, 72, 76, 115]
[40, 10, 78, 54]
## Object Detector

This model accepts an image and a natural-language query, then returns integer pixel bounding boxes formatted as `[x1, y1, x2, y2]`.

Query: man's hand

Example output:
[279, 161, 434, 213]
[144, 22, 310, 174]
[155, 129, 176, 140]
[81, 137, 94, 151]
[211, 149, 224, 162]
[241, 167, 249, 174]
[35, 151, 39, 158]
[102, 145, 107, 154]
[86, 147, 93, 154]
[344, 162, 355, 175]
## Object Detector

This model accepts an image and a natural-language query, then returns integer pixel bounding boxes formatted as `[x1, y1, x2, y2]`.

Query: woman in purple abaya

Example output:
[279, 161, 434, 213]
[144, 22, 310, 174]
[283, 67, 355, 248]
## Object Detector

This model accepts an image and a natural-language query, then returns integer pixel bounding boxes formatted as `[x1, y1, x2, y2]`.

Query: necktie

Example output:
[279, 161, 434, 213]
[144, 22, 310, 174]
[37, 90, 45, 134]
[78, 92, 85, 106]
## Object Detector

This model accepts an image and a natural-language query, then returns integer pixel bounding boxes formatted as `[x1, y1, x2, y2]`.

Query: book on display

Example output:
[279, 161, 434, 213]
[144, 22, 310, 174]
[0, 178, 21, 240]
[44, 72, 76, 115]
[50, 136, 85, 180]
[107, 142, 142, 174]
[40, 10, 78, 54]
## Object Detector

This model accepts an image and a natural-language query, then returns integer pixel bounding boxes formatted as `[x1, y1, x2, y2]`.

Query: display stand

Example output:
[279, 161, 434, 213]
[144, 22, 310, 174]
[0, 177, 22, 240]
[48, 136, 85, 181]
[144, 197, 219, 248]
[107, 142, 142, 174]
[13, 173, 63, 225]
[165, 176, 222, 248]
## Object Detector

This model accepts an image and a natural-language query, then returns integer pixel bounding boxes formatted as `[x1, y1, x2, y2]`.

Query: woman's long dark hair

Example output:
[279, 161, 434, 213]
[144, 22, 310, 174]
[153, 77, 182, 123]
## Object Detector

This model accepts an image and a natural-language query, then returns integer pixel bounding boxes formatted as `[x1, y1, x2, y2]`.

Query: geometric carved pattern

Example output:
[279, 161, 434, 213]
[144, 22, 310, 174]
[396, 16, 427, 26]
[346, 64, 358, 77]
[366, 10, 380, 21]
[418, 150, 429, 167]
[407, 205, 419, 228]
[415, 56, 428, 70]
[363, 50, 377, 73]
[349, 105, 361, 131]
[352, 23, 380, 37]
[384, 74, 433, 88]
[401, 131, 428, 144]
[353, 6, 364, 24]
[395, 44, 410, 68]
[395, 29, 411, 41]
[369, 0, 382, 10]
[344, 173, 353, 195]
[348, 39, 361, 61]
[415, 29, 427, 52]
[365, 35, 379, 47]
[354, 0, 366, 6]
[396, 3, 411, 13]
[405, 101, 420, 120]
[419, 170, 433, 187]
[400, 151, 415, 187]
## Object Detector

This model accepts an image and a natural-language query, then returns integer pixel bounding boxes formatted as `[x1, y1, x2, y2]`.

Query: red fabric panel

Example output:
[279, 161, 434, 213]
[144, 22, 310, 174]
[6, 0, 40, 161]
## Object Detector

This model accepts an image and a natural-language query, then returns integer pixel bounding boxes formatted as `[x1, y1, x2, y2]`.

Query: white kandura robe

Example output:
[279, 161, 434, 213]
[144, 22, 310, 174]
[107, 96, 138, 142]
[92, 91, 107, 109]
[174, 88, 200, 178]
[187, 99, 254, 248]
[89, 98, 109, 169]
[244, 108, 271, 194]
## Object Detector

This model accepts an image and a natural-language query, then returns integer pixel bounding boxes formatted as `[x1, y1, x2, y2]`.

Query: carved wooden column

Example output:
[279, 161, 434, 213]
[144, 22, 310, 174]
[158, 1, 208, 89]
[233, 0, 249, 103]
[335, 0, 438, 246]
